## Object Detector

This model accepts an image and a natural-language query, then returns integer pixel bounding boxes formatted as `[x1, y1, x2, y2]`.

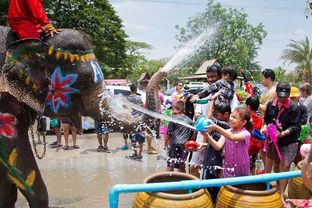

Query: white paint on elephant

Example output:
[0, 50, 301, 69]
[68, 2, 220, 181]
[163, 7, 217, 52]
[91, 61, 104, 84]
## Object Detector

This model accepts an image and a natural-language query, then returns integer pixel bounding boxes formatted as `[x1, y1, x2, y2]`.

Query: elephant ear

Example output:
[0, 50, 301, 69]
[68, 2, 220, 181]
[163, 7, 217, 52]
[0, 39, 50, 113]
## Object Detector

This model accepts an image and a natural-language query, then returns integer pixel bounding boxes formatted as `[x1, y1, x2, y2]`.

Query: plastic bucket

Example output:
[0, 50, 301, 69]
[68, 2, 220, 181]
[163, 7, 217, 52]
[195, 115, 212, 132]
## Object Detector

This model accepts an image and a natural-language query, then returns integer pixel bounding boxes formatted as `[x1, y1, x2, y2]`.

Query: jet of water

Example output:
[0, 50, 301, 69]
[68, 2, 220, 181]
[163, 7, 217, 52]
[99, 91, 196, 130]
[160, 27, 216, 74]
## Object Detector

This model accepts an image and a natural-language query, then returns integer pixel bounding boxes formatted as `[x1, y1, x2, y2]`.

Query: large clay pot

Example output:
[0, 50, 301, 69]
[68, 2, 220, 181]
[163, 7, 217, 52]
[133, 172, 213, 208]
[288, 161, 312, 199]
[216, 183, 283, 208]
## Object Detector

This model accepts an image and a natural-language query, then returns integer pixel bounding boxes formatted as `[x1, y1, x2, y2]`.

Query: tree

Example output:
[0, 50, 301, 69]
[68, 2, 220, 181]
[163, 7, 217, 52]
[175, 1, 267, 73]
[127, 58, 167, 83]
[0, 0, 8, 26]
[125, 40, 152, 69]
[45, 0, 128, 73]
[281, 36, 312, 83]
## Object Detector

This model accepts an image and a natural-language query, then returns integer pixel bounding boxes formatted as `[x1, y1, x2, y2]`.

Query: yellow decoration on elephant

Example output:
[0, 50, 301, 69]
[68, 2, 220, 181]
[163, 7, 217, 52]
[55, 51, 62, 60]
[69, 54, 75, 62]
[63, 52, 69, 60]
[8, 148, 17, 166]
[26, 170, 36, 187]
[48, 46, 54, 56]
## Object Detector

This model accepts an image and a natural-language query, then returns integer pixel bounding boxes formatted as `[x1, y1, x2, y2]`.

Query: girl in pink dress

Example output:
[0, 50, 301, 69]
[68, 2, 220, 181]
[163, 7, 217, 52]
[200, 107, 251, 177]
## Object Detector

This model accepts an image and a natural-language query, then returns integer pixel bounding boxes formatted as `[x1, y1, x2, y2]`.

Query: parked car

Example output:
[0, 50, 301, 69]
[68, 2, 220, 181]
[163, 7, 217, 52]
[163, 83, 207, 103]
[82, 85, 146, 132]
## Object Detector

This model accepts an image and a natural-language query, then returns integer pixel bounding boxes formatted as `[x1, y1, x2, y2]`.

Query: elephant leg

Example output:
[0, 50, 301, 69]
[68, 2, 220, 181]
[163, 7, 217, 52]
[0, 166, 18, 208]
[16, 133, 49, 208]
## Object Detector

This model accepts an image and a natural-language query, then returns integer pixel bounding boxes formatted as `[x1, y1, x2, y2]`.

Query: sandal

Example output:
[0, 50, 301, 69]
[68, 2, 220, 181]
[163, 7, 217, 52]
[147, 150, 158, 154]
[63, 146, 69, 150]
[73, 145, 80, 149]
[51, 143, 62, 148]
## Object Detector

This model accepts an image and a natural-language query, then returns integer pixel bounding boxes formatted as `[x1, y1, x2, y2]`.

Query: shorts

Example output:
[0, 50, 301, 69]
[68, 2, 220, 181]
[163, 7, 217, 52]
[167, 143, 188, 169]
[266, 142, 298, 163]
[130, 133, 145, 144]
[189, 134, 205, 167]
[189, 151, 204, 167]
[95, 121, 110, 134]
[61, 117, 73, 125]
[50, 119, 60, 129]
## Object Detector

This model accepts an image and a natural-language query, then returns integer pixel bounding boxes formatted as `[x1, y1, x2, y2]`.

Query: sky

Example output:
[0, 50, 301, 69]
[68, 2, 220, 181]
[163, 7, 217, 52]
[109, 0, 312, 71]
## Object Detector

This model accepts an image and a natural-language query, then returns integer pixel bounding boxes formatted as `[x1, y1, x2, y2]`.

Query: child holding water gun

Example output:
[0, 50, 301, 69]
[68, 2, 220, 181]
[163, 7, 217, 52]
[199, 107, 252, 178]
[199, 101, 231, 203]
[167, 101, 195, 172]
[160, 100, 173, 150]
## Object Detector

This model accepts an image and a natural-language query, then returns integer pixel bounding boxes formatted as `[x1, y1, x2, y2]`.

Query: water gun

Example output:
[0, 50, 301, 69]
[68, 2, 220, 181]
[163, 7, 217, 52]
[184, 141, 199, 152]
[265, 121, 283, 161]
[298, 125, 310, 142]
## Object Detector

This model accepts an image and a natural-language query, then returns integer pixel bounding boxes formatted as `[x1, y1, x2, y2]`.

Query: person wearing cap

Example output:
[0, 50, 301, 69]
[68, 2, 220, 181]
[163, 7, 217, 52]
[290, 87, 308, 126]
[260, 69, 277, 116]
[290, 87, 308, 165]
[299, 83, 312, 125]
[263, 82, 301, 203]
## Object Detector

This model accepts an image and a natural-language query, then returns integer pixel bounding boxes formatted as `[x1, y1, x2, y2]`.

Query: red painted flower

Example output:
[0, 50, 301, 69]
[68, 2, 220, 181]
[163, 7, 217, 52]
[0, 113, 17, 138]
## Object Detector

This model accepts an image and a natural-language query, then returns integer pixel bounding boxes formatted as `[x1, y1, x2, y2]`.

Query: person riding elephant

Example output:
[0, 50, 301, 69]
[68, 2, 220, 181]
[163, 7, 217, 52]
[8, 0, 60, 39]
[0, 26, 167, 207]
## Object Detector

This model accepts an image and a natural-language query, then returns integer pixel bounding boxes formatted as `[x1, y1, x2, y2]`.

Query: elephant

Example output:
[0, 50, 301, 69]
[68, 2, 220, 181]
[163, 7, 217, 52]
[0, 26, 167, 208]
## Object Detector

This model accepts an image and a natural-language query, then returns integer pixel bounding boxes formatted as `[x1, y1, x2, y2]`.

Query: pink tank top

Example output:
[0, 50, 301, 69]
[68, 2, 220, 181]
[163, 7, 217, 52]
[223, 128, 251, 178]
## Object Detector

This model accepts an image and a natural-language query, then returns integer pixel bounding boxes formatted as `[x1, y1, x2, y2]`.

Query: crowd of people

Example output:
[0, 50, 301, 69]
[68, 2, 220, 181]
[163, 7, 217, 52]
[42, 64, 309, 206]
[165, 66, 312, 206]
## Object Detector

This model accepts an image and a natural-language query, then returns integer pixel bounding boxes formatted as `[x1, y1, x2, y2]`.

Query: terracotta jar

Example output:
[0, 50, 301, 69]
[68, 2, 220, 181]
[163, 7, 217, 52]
[216, 183, 283, 208]
[288, 161, 312, 199]
[133, 172, 213, 208]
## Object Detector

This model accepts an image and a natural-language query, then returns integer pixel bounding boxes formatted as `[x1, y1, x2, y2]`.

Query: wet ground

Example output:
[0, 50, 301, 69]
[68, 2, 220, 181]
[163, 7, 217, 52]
[16, 133, 167, 208]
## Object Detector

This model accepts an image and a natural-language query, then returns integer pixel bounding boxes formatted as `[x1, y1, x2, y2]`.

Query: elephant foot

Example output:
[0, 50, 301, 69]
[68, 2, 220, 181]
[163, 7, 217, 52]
[0, 172, 18, 208]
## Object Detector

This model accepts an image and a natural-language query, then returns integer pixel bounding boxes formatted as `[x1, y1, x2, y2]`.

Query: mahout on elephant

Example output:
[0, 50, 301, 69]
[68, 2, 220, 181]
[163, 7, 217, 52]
[0, 26, 166, 207]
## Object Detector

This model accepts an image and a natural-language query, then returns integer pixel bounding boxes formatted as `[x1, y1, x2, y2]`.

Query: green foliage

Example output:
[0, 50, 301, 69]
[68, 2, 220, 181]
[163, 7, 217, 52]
[0, 0, 8, 26]
[44, 0, 128, 74]
[126, 40, 152, 56]
[125, 40, 152, 70]
[166, 67, 194, 84]
[273, 66, 300, 84]
[127, 58, 167, 83]
[281, 36, 312, 83]
[175, 1, 267, 72]
[236, 89, 248, 104]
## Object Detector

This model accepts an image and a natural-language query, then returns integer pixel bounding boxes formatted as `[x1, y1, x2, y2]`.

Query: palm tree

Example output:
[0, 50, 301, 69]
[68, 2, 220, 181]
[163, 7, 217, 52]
[281, 36, 312, 83]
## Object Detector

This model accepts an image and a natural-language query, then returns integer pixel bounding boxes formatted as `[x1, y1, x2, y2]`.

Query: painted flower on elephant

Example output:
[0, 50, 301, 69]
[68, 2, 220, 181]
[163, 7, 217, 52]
[0, 113, 17, 138]
[46, 66, 80, 113]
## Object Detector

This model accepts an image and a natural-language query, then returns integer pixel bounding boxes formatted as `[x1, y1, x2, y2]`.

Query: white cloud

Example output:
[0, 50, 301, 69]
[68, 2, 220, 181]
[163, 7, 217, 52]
[110, 0, 312, 70]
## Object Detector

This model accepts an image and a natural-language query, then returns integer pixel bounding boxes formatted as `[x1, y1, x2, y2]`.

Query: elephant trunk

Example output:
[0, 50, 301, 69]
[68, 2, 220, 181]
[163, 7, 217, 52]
[84, 70, 168, 134]
[142, 71, 167, 125]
